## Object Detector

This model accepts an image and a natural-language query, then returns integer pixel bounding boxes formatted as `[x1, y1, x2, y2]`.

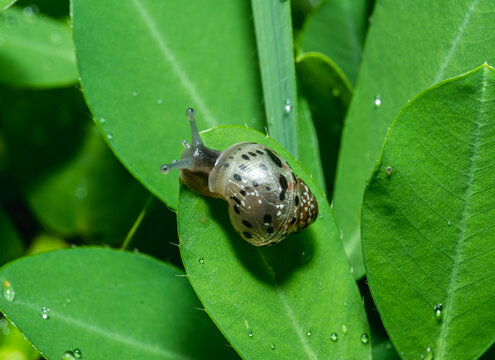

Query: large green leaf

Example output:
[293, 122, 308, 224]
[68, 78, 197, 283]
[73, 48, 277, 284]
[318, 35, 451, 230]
[333, 0, 495, 279]
[0, 6, 77, 87]
[362, 65, 495, 360]
[178, 127, 370, 360]
[251, 0, 298, 157]
[0, 248, 236, 360]
[298, 0, 371, 85]
[73, 0, 265, 210]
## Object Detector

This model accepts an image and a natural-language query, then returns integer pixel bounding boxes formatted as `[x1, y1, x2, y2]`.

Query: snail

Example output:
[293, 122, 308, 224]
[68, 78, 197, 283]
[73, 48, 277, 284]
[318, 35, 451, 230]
[161, 108, 318, 246]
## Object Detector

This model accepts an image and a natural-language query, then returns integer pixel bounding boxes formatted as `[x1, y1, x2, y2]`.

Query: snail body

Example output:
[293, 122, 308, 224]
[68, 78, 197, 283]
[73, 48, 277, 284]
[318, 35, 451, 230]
[161, 108, 318, 246]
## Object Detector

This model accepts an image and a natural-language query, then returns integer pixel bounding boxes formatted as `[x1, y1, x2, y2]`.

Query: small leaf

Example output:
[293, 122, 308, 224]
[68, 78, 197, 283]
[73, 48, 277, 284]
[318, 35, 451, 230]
[296, 52, 352, 199]
[0, 248, 236, 360]
[298, 0, 371, 85]
[0, 6, 77, 87]
[333, 0, 495, 279]
[362, 65, 495, 360]
[73, 0, 265, 210]
[179, 127, 370, 360]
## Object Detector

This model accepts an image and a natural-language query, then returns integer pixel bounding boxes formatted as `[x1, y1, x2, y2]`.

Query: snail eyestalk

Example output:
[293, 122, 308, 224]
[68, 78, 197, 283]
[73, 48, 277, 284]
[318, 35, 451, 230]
[186, 108, 203, 147]
[160, 158, 193, 174]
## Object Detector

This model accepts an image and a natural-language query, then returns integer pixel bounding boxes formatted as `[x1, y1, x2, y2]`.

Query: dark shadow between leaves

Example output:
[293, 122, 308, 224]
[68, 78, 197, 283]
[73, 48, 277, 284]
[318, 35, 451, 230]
[207, 197, 316, 286]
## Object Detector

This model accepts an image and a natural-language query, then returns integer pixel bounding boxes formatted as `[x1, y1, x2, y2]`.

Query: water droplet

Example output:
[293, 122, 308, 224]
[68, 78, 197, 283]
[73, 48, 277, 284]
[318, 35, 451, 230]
[270, 343, 275, 350]
[198, 257, 205, 264]
[306, 329, 311, 336]
[283, 99, 291, 114]
[386, 166, 392, 176]
[447, 220, 451, 226]
[361, 333, 369, 344]
[434, 304, 443, 322]
[156, 99, 163, 104]
[41, 306, 50, 320]
[2, 280, 15, 302]
[421, 347, 433, 360]
[374, 95, 382, 107]
[332, 88, 341, 97]
[62, 351, 76, 360]
[73, 349, 82, 358]
[132, 91, 138, 97]
[50, 31, 62, 44]
[6, 16, 16, 28]
[330, 332, 338, 342]
[248, 330, 253, 337]
[23, 6, 34, 17]
[107, 133, 113, 140]
[100, 118, 105, 124]
[342, 324, 348, 334]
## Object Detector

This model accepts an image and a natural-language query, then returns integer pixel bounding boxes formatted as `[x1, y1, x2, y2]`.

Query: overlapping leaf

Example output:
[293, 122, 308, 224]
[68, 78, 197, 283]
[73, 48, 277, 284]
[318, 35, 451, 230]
[0, 248, 236, 360]
[333, 0, 495, 279]
[362, 65, 495, 360]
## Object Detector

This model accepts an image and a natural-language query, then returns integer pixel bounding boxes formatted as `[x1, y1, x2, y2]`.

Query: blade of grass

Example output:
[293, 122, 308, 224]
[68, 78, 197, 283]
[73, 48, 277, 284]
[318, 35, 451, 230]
[251, 0, 298, 158]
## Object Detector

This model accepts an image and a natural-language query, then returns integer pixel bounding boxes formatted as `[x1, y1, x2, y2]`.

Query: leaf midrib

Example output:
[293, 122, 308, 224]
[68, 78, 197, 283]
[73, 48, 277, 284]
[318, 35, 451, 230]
[436, 66, 488, 358]
[130, 0, 215, 127]
[258, 250, 317, 360]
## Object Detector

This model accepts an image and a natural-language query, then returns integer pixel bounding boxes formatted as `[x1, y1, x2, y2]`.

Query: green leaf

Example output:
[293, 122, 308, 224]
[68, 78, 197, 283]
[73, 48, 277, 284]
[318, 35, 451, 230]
[298, 0, 371, 85]
[0, 6, 77, 87]
[73, 0, 265, 210]
[26, 125, 149, 245]
[0, 210, 24, 267]
[0, 0, 16, 12]
[333, 0, 495, 279]
[178, 126, 370, 360]
[0, 248, 236, 360]
[296, 52, 352, 199]
[251, 0, 298, 157]
[297, 95, 326, 192]
[362, 65, 495, 360]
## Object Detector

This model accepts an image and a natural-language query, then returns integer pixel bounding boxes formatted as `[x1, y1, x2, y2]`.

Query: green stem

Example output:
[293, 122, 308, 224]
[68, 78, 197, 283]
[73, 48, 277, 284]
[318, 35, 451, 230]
[121, 195, 154, 250]
[251, 0, 299, 158]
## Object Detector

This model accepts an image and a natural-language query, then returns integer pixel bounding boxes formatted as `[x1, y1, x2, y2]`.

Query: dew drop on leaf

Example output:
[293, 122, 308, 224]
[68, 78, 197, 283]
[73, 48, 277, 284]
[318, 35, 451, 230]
[247, 330, 253, 337]
[41, 306, 50, 320]
[74, 348, 82, 359]
[283, 99, 291, 114]
[62, 351, 76, 360]
[361, 333, 369, 344]
[374, 95, 382, 107]
[342, 324, 348, 334]
[330, 332, 338, 342]
[421, 347, 433, 360]
[306, 329, 311, 336]
[198, 257, 205, 264]
[434, 303, 443, 322]
[2, 280, 15, 302]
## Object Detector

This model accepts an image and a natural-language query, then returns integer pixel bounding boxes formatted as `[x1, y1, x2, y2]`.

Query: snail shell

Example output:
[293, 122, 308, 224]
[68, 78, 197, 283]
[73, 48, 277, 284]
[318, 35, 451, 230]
[161, 108, 318, 246]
